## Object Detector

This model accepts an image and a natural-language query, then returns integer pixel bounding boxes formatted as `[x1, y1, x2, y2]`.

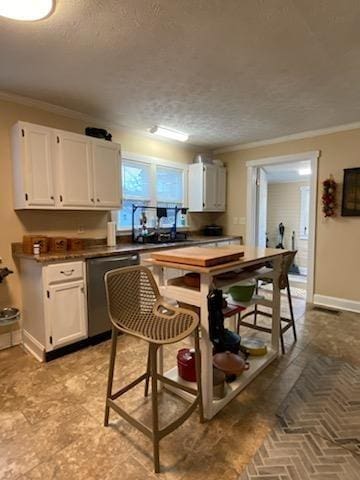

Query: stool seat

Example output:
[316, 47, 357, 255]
[112, 300, 199, 344]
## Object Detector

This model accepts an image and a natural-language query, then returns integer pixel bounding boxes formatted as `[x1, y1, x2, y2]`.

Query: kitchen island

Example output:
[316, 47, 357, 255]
[146, 245, 288, 420]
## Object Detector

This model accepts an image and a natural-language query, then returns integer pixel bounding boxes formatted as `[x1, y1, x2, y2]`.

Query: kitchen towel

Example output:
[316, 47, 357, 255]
[107, 221, 116, 247]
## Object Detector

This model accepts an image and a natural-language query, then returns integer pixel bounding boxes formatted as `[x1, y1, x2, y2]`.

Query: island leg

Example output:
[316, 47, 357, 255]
[271, 255, 282, 355]
[199, 273, 213, 420]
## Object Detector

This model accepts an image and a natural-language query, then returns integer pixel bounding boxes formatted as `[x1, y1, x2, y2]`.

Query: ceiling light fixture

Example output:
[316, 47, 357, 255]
[150, 125, 189, 142]
[0, 0, 54, 21]
[298, 167, 312, 176]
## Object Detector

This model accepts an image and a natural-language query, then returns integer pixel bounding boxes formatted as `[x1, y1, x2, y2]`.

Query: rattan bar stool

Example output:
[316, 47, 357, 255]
[104, 265, 204, 473]
[237, 251, 297, 354]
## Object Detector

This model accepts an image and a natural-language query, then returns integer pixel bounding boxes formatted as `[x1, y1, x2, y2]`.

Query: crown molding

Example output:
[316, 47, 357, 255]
[213, 121, 360, 154]
[0, 90, 197, 150]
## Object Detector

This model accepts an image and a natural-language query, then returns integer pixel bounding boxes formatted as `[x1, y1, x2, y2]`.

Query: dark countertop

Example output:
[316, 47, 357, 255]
[13, 235, 242, 264]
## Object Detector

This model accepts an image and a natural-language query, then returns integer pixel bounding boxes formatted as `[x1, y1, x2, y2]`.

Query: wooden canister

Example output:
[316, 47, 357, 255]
[48, 237, 68, 253]
[23, 235, 49, 254]
[67, 238, 84, 251]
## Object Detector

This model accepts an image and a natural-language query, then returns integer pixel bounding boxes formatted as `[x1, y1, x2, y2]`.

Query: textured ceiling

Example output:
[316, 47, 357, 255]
[1, 0, 360, 148]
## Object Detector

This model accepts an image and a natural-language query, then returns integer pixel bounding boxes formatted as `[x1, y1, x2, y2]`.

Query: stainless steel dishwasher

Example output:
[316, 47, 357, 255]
[86, 253, 139, 342]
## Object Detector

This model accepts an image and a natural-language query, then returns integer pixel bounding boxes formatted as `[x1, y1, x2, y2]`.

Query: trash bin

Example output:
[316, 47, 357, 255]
[0, 307, 20, 347]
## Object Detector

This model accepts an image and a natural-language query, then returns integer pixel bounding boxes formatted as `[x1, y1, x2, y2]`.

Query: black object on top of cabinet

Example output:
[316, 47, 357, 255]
[85, 127, 112, 141]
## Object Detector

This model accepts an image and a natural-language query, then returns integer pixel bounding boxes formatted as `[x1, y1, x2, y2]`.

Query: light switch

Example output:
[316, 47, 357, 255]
[238, 217, 246, 225]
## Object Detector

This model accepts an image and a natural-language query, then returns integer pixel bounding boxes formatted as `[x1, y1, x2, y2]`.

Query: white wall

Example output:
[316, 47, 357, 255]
[266, 181, 309, 270]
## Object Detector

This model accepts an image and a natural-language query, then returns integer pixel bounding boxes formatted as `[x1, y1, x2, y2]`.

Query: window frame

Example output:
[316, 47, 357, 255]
[113, 152, 188, 232]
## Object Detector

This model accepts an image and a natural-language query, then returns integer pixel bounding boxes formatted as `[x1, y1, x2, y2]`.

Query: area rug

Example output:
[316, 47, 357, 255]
[239, 356, 360, 479]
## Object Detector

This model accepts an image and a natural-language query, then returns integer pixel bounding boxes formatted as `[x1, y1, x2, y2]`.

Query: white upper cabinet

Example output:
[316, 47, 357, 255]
[11, 121, 122, 210]
[55, 130, 93, 208]
[216, 166, 226, 211]
[188, 163, 226, 212]
[92, 140, 121, 208]
[12, 122, 55, 208]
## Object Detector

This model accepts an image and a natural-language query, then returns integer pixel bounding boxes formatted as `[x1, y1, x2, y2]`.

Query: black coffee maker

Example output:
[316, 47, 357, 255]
[208, 289, 241, 354]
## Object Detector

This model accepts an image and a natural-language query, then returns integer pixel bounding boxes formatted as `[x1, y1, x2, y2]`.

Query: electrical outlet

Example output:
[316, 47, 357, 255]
[78, 225, 85, 233]
[238, 217, 246, 225]
[233, 217, 238, 225]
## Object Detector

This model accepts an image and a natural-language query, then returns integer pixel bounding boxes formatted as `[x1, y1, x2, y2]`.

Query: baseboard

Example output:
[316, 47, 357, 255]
[22, 329, 45, 362]
[313, 294, 360, 314]
[0, 329, 21, 350]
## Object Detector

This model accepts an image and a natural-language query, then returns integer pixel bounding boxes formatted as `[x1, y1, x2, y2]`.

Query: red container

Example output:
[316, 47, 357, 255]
[177, 348, 197, 382]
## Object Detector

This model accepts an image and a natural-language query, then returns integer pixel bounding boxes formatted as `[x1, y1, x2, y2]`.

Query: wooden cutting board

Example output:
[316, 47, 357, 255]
[151, 246, 245, 267]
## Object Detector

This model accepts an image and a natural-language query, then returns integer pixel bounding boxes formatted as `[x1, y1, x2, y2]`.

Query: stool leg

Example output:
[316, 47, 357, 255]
[104, 326, 118, 426]
[144, 345, 151, 397]
[287, 281, 297, 342]
[150, 344, 160, 473]
[253, 281, 259, 325]
[280, 327, 285, 354]
[194, 326, 204, 423]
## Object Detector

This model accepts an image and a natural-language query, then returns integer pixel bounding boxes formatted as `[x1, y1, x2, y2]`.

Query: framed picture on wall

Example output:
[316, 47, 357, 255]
[341, 167, 360, 216]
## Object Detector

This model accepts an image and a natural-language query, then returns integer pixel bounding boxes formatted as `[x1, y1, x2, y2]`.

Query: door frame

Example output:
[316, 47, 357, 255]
[245, 150, 320, 302]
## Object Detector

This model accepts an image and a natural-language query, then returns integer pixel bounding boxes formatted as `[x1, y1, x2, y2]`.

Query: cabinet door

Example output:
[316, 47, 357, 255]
[55, 131, 93, 207]
[92, 141, 121, 208]
[203, 165, 217, 210]
[23, 123, 55, 207]
[47, 280, 87, 349]
[216, 167, 226, 211]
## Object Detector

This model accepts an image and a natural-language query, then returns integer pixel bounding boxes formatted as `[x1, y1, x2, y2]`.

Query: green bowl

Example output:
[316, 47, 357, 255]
[229, 283, 256, 302]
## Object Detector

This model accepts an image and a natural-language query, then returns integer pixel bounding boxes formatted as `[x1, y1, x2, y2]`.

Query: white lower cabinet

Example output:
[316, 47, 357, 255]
[20, 259, 87, 361]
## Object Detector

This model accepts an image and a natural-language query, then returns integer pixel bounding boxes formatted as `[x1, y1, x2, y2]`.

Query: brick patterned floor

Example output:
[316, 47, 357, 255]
[239, 356, 360, 480]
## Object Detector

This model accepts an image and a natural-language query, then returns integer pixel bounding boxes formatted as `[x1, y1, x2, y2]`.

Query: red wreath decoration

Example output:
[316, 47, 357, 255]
[322, 175, 337, 217]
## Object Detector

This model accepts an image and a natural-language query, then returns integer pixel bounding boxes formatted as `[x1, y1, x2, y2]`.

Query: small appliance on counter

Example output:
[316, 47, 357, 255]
[202, 224, 223, 236]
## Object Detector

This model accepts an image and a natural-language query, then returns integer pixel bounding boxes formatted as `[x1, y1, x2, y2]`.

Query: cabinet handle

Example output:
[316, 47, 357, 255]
[96, 198, 100, 202]
[91, 198, 94, 203]
[50, 196, 54, 200]
[60, 269, 75, 276]
[59, 195, 63, 202]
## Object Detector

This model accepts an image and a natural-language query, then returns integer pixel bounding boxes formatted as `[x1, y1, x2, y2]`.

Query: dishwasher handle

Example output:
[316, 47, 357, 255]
[87, 254, 139, 265]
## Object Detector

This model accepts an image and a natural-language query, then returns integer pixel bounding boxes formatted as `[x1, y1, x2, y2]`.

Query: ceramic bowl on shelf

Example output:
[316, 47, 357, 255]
[183, 272, 200, 288]
[228, 281, 256, 302]
[213, 351, 250, 376]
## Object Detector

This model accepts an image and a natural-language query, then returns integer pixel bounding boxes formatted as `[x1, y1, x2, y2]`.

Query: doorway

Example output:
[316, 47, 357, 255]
[246, 151, 319, 303]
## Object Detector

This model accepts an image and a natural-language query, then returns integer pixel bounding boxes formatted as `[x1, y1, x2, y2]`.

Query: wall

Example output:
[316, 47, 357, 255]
[218, 128, 360, 304]
[266, 181, 309, 270]
[0, 98, 198, 334]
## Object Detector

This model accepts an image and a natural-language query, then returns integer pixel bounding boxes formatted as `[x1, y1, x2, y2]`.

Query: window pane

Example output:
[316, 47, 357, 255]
[156, 166, 183, 203]
[123, 161, 151, 199]
[157, 202, 184, 227]
[118, 200, 150, 228]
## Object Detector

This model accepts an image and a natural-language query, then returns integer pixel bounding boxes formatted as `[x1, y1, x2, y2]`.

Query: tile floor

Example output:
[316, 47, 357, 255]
[1, 297, 359, 480]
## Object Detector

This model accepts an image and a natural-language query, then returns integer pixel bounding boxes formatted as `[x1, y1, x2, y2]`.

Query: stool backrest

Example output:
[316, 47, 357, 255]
[105, 266, 160, 330]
